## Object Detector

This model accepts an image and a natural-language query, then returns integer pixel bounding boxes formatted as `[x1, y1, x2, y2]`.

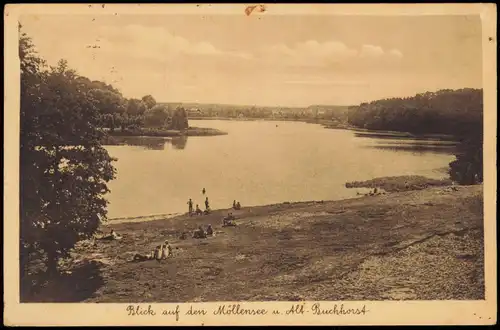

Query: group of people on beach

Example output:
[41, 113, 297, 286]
[133, 240, 173, 263]
[187, 187, 211, 216]
[187, 188, 244, 215]
[191, 213, 237, 238]
[191, 224, 214, 239]
[180, 211, 238, 241]
[97, 188, 244, 264]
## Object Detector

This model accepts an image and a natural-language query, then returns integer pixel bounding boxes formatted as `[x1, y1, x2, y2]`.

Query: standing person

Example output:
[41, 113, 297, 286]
[187, 198, 193, 214]
[205, 197, 210, 211]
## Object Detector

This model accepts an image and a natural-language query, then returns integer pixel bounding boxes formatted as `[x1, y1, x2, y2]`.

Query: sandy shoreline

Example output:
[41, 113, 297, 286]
[22, 183, 483, 302]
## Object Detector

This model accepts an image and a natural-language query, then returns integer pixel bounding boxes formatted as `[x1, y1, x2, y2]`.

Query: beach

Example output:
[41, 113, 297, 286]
[23, 183, 483, 302]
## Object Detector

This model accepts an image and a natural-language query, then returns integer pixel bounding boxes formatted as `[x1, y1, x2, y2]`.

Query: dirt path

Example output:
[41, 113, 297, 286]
[43, 184, 484, 302]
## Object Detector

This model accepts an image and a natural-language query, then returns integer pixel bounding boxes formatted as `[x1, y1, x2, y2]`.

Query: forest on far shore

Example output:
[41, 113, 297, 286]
[347, 88, 483, 185]
[347, 88, 483, 136]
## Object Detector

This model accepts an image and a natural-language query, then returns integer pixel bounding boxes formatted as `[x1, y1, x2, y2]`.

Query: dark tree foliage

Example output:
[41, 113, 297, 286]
[126, 98, 147, 117]
[347, 89, 483, 185]
[141, 94, 157, 109]
[144, 104, 170, 128]
[170, 107, 189, 130]
[20, 29, 116, 274]
[347, 89, 483, 135]
[449, 133, 483, 185]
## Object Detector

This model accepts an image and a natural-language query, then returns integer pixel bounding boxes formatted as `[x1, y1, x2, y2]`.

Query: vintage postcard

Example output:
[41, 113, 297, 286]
[3, 3, 497, 326]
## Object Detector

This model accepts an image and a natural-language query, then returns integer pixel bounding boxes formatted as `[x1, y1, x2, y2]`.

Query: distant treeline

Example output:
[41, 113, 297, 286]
[160, 102, 351, 123]
[347, 89, 483, 185]
[347, 89, 483, 136]
[90, 88, 189, 133]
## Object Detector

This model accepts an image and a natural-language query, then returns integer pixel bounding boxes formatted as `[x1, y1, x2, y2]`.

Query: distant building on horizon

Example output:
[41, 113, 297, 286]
[187, 108, 203, 116]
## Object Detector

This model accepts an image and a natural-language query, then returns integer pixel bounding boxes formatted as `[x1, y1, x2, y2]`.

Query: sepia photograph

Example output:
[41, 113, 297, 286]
[4, 3, 497, 326]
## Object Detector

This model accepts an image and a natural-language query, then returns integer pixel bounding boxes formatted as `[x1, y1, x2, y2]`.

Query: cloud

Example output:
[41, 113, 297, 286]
[360, 44, 384, 57]
[263, 40, 403, 67]
[263, 40, 358, 67]
[96, 24, 251, 61]
[388, 48, 404, 58]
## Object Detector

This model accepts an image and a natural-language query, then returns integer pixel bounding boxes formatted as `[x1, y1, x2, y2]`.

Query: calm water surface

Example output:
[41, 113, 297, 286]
[104, 120, 456, 219]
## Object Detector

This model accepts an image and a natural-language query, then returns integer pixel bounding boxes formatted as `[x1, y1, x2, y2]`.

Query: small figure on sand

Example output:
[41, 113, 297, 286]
[206, 224, 214, 236]
[187, 198, 193, 215]
[132, 252, 152, 262]
[130, 246, 164, 263]
[202, 188, 206, 195]
[222, 212, 237, 227]
[205, 197, 210, 211]
[162, 241, 172, 258]
[99, 229, 122, 241]
[233, 201, 241, 210]
[192, 226, 207, 239]
[153, 245, 163, 262]
[195, 204, 203, 216]
[165, 241, 173, 256]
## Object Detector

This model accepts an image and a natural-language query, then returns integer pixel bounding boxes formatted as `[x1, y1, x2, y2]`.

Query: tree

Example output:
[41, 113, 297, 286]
[144, 104, 170, 128]
[20, 30, 116, 275]
[170, 107, 189, 130]
[126, 98, 147, 117]
[88, 88, 126, 115]
[141, 95, 157, 109]
[449, 132, 483, 185]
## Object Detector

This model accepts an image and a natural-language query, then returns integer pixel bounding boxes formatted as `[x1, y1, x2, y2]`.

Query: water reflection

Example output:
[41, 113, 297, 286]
[359, 134, 458, 155]
[104, 135, 189, 150]
[171, 136, 188, 150]
[365, 144, 457, 155]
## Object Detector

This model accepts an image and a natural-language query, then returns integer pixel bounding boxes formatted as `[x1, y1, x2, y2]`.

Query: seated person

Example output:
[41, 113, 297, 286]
[160, 243, 170, 259]
[192, 226, 207, 239]
[204, 208, 211, 215]
[166, 243, 173, 257]
[153, 245, 162, 260]
[206, 224, 214, 236]
[195, 205, 203, 215]
[133, 250, 154, 262]
[222, 213, 237, 227]
[235, 202, 241, 210]
[132, 253, 150, 262]
[100, 229, 122, 240]
[111, 229, 122, 240]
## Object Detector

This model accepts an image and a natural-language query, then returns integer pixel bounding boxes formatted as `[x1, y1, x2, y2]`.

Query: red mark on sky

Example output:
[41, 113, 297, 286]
[245, 4, 266, 16]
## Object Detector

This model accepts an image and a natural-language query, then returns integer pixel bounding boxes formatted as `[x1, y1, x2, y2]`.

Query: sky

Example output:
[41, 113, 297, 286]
[19, 14, 483, 107]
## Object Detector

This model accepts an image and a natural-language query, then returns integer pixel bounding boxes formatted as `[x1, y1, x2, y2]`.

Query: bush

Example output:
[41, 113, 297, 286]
[449, 134, 483, 185]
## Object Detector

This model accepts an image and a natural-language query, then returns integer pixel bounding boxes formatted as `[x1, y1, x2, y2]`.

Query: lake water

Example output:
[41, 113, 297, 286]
[104, 120, 457, 219]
